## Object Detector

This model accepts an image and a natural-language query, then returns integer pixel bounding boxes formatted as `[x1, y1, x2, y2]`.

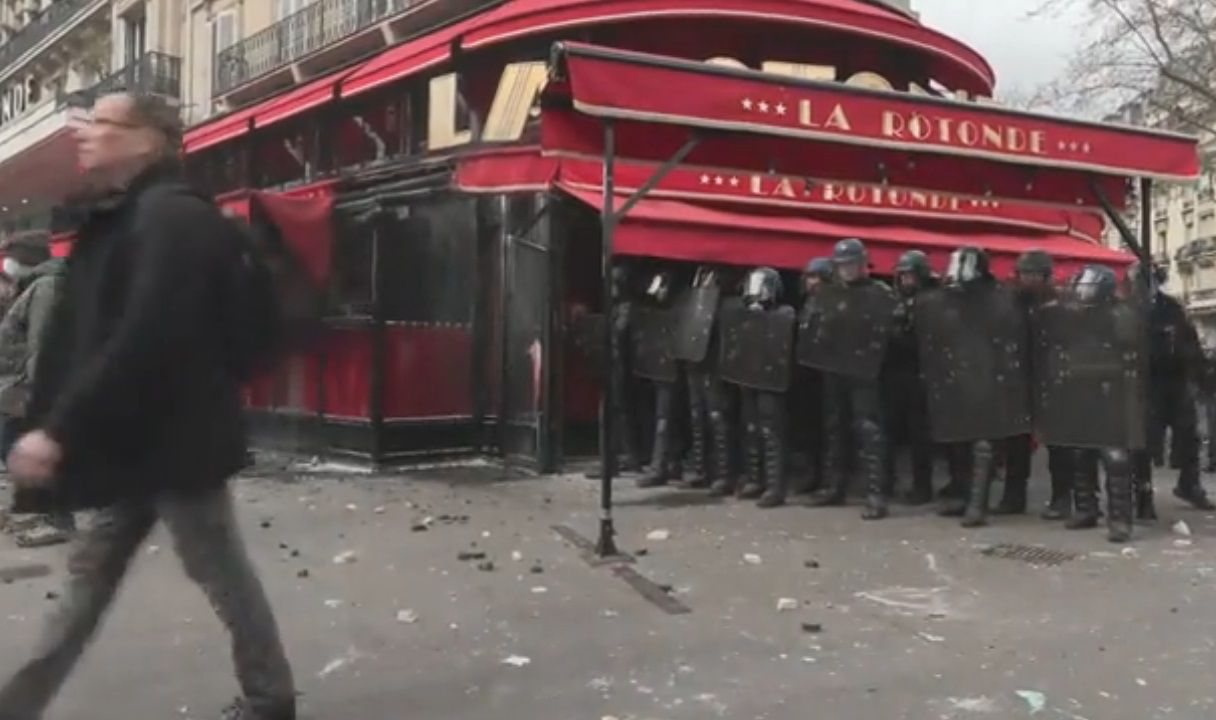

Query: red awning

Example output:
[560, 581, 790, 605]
[462, 0, 995, 95]
[454, 146, 560, 192]
[254, 64, 369, 129]
[182, 106, 257, 154]
[549, 42, 1201, 184]
[558, 185, 1132, 279]
[341, 31, 456, 98]
[251, 189, 336, 287]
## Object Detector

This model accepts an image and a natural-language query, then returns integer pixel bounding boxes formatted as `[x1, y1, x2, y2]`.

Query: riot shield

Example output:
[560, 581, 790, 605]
[915, 285, 1032, 442]
[796, 282, 896, 380]
[1033, 300, 1147, 450]
[672, 286, 722, 363]
[631, 306, 679, 382]
[718, 298, 796, 392]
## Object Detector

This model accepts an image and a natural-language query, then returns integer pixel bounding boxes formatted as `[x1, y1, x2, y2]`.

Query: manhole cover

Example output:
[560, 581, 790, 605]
[981, 543, 1077, 567]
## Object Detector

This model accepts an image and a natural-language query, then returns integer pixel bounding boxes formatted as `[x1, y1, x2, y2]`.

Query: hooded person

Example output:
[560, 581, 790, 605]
[0, 231, 74, 547]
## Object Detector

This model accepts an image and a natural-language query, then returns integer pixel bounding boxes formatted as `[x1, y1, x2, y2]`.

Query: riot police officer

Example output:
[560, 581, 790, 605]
[792, 258, 834, 495]
[718, 268, 797, 508]
[883, 250, 937, 505]
[1049, 265, 1138, 542]
[1003, 249, 1075, 518]
[918, 247, 1033, 528]
[1128, 261, 1214, 515]
[806, 239, 895, 520]
[634, 270, 684, 488]
[676, 266, 732, 491]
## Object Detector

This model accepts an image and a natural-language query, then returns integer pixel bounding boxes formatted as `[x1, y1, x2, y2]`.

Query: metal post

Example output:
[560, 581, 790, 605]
[596, 119, 620, 558]
[369, 209, 388, 467]
[1141, 178, 1154, 290]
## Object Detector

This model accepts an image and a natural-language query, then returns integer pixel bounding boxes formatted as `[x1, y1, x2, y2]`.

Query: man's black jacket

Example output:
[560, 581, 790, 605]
[15, 164, 247, 511]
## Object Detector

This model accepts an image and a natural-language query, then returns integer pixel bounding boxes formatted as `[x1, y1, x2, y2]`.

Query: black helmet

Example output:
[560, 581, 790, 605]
[895, 250, 932, 279]
[743, 267, 783, 309]
[1016, 249, 1054, 279]
[1071, 264, 1117, 304]
[803, 257, 833, 281]
[832, 238, 869, 283]
[946, 246, 991, 287]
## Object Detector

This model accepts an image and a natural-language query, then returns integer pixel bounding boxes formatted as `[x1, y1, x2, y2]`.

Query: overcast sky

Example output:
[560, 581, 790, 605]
[914, 0, 1085, 99]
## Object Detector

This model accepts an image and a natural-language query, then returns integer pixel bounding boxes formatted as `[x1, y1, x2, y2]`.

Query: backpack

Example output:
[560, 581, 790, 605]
[143, 183, 327, 381]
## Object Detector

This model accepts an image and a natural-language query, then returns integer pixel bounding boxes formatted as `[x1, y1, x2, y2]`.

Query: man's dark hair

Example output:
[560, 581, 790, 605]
[117, 92, 184, 150]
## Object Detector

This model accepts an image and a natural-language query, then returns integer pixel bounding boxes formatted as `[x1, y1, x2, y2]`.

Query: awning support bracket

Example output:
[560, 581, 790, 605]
[596, 123, 701, 559]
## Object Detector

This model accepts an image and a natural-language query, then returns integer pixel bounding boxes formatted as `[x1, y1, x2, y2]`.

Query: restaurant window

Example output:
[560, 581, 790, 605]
[379, 195, 477, 323]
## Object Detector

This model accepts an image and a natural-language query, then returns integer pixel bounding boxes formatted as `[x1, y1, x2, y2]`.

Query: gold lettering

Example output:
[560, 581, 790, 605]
[958, 121, 980, 146]
[908, 113, 932, 141]
[981, 124, 1003, 149]
[428, 73, 472, 150]
[822, 183, 844, 201]
[799, 100, 820, 128]
[882, 111, 906, 138]
[1007, 127, 1028, 152]
[936, 117, 954, 143]
[908, 190, 928, 209]
[846, 185, 866, 203]
[1030, 131, 1048, 155]
[845, 71, 895, 92]
[482, 62, 548, 142]
[762, 61, 836, 82]
[888, 188, 909, 207]
[750, 174, 765, 195]
[826, 104, 852, 131]
[772, 178, 797, 198]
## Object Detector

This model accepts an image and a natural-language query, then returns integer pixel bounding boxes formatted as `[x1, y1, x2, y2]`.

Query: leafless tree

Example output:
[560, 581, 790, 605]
[1033, 0, 1216, 135]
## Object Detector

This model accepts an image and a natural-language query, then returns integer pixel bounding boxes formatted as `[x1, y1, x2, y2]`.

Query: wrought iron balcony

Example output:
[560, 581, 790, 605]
[60, 52, 182, 108]
[0, 0, 91, 75]
[214, 0, 497, 96]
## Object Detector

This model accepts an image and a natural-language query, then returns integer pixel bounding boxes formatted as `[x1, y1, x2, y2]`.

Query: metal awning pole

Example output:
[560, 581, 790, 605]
[1141, 178, 1154, 292]
[596, 119, 620, 557]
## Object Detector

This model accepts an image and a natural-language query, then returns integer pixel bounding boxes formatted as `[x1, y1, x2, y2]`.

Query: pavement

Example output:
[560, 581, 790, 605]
[2, 457, 1216, 720]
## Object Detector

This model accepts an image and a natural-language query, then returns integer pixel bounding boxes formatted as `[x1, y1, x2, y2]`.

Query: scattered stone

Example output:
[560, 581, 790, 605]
[278, 543, 289, 550]
[477, 561, 496, 572]
[333, 551, 359, 565]
[1135, 678, 1148, 687]
[396, 609, 419, 624]
[658, 583, 675, 594]
[1173, 520, 1193, 537]
[531, 586, 548, 594]
[411, 524, 429, 533]
[501, 655, 531, 668]
[1015, 689, 1047, 715]
[324, 599, 343, 609]
[511, 551, 524, 562]
[1174, 539, 1194, 548]
[529, 565, 544, 574]
[646, 529, 671, 542]
[457, 551, 487, 562]
[345, 504, 359, 512]
[146, 545, 161, 555]
[260, 519, 272, 529]
[290, 549, 300, 558]
[1121, 547, 1139, 559]
[45, 591, 59, 601]
[777, 598, 799, 612]
[800, 622, 823, 634]
[804, 559, 820, 569]
[374, 506, 386, 514]
[635, 548, 649, 557]
[297, 569, 310, 579]
[743, 553, 763, 565]
[918, 632, 945, 643]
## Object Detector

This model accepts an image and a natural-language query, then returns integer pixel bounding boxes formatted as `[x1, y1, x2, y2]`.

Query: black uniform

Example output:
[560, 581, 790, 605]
[718, 268, 796, 509]
[634, 271, 683, 488]
[883, 253, 936, 504]
[674, 267, 734, 491]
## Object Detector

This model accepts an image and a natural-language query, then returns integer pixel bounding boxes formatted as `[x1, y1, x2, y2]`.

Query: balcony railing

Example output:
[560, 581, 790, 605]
[214, 0, 496, 96]
[60, 52, 182, 108]
[0, 0, 91, 75]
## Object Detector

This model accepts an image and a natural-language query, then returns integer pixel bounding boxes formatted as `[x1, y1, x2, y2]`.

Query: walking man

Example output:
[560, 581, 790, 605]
[0, 92, 295, 720]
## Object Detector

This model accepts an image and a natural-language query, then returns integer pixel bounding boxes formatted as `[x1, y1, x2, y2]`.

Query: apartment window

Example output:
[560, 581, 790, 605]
[212, 10, 236, 54]
[275, 0, 310, 20]
[123, 4, 147, 66]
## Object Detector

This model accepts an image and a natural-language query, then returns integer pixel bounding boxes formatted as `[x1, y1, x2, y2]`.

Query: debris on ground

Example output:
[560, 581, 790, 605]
[511, 550, 524, 562]
[1121, 547, 1139, 559]
[501, 655, 532, 668]
[801, 622, 823, 634]
[777, 598, 798, 612]
[804, 559, 820, 569]
[635, 548, 650, 557]
[333, 551, 359, 565]
[918, 632, 945, 643]
[531, 586, 548, 594]
[1015, 689, 1046, 714]
[743, 554, 763, 565]
[374, 506, 386, 514]
[477, 561, 496, 572]
[457, 551, 487, 562]
[1173, 520, 1193, 537]
[324, 599, 343, 609]
[530, 564, 544, 574]
[296, 569, 310, 579]
[646, 529, 671, 541]
[396, 609, 419, 624]
[1174, 539, 1194, 548]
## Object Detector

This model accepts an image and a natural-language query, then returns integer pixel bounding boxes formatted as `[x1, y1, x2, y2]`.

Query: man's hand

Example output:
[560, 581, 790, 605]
[8, 430, 62, 489]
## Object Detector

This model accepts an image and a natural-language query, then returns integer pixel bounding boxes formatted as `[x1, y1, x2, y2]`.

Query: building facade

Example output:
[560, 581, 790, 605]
[0, 0, 182, 236]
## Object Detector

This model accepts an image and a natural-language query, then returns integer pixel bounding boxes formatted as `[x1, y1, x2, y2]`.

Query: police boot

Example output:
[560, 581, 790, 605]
[1042, 474, 1072, 520]
[637, 419, 672, 488]
[682, 420, 710, 489]
[757, 429, 788, 509]
[1066, 460, 1100, 531]
[1106, 461, 1134, 544]
[993, 477, 1027, 516]
[707, 413, 735, 496]
[1137, 486, 1158, 521]
[961, 442, 994, 528]
[738, 427, 765, 500]
[860, 424, 889, 520]
[1173, 482, 1216, 511]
